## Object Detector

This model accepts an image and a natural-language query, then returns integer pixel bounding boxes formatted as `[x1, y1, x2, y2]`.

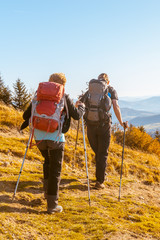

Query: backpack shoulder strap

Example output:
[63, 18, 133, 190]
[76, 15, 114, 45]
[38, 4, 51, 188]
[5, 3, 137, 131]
[64, 94, 69, 119]
[104, 86, 109, 95]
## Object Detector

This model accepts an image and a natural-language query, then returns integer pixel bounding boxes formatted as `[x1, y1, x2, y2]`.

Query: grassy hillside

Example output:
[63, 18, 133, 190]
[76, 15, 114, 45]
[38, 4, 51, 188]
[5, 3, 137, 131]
[0, 103, 160, 240]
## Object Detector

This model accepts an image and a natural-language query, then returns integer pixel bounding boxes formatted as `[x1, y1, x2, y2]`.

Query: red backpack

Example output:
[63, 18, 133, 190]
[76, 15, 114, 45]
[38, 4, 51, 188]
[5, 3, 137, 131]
[30, 82, 65, 147]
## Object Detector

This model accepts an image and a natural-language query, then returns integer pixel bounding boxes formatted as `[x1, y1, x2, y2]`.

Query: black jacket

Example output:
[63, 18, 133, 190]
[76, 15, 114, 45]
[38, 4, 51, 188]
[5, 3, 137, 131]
[21, 94, 84, 133]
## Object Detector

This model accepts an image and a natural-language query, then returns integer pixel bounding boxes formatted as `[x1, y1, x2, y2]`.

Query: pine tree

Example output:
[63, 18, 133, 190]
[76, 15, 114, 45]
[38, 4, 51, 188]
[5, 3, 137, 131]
[155, 130, 160, 142]
[2, 86, 12, 105]
[0, 74, 4, 99]
[12, 78, 31, 110]
[0, 74, 12, 105]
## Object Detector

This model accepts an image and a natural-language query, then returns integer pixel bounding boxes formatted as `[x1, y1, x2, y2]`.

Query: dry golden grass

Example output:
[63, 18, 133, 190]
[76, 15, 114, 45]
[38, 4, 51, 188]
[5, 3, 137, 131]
[113, 127, 160, 157]
[0, 102, 160, 240]
[0, 102, 23, 129]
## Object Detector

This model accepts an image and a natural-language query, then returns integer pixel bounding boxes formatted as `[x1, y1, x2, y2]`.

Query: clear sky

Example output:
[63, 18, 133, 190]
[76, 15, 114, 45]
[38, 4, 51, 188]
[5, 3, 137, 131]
[0, 0, 160, 99]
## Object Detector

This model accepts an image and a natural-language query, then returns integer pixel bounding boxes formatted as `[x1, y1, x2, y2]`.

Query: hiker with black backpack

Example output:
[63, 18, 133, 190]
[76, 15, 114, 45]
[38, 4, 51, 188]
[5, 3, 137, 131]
[20, 73, 85, 213]
[80, 73, 128, 189]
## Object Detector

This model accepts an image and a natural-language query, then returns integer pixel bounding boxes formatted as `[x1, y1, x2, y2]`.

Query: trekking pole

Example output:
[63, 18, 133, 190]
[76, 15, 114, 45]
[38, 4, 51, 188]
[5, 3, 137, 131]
[12, 131, 32, 201]
[118, 128, 126, 202]
[72, 120, 80, 167]
[81, 115, 91, 206]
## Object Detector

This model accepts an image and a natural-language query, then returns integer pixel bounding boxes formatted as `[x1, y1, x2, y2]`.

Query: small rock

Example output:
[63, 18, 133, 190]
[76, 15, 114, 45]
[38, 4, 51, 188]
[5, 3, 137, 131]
[139, 196, 144, 200]
[3, 162, 9, 167]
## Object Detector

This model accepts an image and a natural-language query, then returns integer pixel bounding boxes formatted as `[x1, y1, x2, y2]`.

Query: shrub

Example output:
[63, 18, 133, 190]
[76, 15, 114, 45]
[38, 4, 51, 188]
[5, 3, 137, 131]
[113, 126, 160, 157]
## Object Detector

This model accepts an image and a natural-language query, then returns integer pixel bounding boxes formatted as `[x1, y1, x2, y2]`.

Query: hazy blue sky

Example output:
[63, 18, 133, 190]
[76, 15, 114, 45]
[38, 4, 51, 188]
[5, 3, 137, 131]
[0, 0, 160, 99]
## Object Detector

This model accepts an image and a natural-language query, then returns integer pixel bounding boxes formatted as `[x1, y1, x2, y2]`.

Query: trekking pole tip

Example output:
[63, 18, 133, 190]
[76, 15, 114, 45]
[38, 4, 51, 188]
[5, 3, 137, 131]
[12, 194, 15, 202]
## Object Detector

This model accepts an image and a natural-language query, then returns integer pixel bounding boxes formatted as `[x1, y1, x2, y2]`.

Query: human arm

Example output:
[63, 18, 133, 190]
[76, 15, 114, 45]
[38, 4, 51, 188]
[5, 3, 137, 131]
[23, 103, 32, 120]
[112, 99, 128, 129]
[20, 103, 32, 130]
[65, 94, 85, 120]
[78, 91, 88, 103]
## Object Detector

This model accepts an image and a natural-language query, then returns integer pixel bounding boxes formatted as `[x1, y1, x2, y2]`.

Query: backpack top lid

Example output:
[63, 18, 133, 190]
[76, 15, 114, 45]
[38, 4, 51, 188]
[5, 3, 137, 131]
[88, 79, 107, 94]
[37, 82, 64, 102]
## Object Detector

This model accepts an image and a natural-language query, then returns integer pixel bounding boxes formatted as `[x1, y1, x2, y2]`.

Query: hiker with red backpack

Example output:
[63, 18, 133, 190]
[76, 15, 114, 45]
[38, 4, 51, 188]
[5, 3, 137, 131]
[80, 73, 128, 189]
[21, 73, 85, 213]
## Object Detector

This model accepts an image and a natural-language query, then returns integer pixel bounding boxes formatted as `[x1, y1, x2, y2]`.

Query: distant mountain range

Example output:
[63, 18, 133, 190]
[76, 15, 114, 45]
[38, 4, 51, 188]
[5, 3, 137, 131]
[118, 96, 160, 113]
[111, 96, 160, 132]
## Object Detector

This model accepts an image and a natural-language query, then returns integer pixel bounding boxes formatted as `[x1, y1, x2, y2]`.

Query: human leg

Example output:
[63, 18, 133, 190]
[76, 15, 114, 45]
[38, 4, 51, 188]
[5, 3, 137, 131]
[86, 124, 98, 154]
[96, 123, 111, 184]
[47, 148, 64, 213]
[87, 124, 102, 185]
[36, 141, 50, 197]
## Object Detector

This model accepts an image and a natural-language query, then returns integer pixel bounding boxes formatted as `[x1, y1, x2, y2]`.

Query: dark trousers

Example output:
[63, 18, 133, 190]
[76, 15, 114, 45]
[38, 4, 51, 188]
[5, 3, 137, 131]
[36, 140, 64, 199]
[87, 122, 111, 183]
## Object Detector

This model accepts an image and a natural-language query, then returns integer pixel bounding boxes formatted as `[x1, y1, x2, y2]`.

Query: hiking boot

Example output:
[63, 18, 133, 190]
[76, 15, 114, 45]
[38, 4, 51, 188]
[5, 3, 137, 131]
[47, 195, 62, 214]
[47, 205, 63, 214]
[94, 181, 105, 189]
